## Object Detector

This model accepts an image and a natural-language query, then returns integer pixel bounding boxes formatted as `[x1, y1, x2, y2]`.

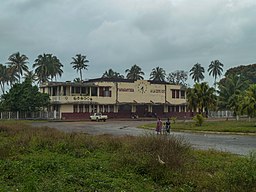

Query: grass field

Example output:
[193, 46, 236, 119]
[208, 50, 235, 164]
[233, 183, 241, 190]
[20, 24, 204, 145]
[0, 120, 256, 191]
[139, 118, 256, 134]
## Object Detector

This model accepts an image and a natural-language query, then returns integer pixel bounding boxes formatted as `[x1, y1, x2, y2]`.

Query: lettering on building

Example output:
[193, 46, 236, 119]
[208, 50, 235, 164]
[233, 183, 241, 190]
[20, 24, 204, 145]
[150, 89, 165, 93]
[118, 88, 134, 92]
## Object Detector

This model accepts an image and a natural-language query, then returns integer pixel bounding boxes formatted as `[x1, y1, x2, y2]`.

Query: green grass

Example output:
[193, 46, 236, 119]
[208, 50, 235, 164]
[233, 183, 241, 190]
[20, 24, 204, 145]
[0, 121, 256, 191]
[139, 119, 256, 134]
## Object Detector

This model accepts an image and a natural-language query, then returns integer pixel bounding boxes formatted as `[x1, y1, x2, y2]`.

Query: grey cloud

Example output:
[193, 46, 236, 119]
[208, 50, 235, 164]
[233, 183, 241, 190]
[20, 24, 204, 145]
[1, 0, 256, 85]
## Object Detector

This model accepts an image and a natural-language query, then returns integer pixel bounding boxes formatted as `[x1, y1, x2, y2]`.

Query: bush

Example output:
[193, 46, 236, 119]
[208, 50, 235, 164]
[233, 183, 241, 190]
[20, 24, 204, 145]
[170, 116, 177, 124]
[193, 114, 204, 126]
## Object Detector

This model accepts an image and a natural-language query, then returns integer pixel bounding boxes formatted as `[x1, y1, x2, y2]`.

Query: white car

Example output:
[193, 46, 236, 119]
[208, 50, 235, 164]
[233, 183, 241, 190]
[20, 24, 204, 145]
[89, 113, 108, 122]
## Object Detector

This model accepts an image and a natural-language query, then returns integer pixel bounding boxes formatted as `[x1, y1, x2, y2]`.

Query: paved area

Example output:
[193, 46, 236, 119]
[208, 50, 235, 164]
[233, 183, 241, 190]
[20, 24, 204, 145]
[31, 120, 256, 156]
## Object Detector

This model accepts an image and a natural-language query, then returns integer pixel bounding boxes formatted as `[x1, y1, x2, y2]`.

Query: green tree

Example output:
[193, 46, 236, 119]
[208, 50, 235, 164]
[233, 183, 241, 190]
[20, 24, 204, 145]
[221, 63, 256, 84]
[125, 64, 144, 80]
[240, 84, 256, 120]
[186, 82, 216, 116]
[47, 54, 63, 81]
[150, 67, 166, 82]
[33, 53, 63, 83]
[1, 79, 49, 112]
[71, 54, 89, 81]
[208, 60, 224, 89]
[102, 69, 124, 79]
[0, 64, 9, 94]
[218, 74, 249, 120]
[167, 70, 188, 86]
[6, 52, 29, 83]
[190, 63, 205, 83]
[23, 70, 38, 83]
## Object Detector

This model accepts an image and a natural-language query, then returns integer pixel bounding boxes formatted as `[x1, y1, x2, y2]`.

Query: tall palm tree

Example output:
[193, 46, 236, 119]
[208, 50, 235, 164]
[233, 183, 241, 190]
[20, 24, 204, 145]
[7, 66, 19, 86]
[208, 60, 224, 89]
[125, 64, 144, 80]
[6, 52, 29, 83]
[150, 67, 166, 82]
[189, 63, 205, 83]
[47, 54, 63, 81]
[102, 69, 124, 79]
[70, 54, 89, 81]
[33, 53, 63, 83]
[0, 64, 8, 94]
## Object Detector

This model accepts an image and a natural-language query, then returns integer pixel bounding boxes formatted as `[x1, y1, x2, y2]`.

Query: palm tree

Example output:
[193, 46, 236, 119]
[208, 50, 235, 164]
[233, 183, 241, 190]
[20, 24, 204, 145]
[218, 74, 248, 120]
[125, 64, 144, 80]
[6, 52, 29, 83]
[102, 69, 124, 79]
[71, 54, 89, 81]
[7, 66, 19, 86]
[47, 54, 63, 81]
[23, 70, 38, 83]
[189, 63, 205, 83]
[208, 60, 224, 89]
[0, 64, 8, 94]
[150, 67, 166, 82]
[33, 53, 63, 83]
[187, 82, 216, 116]
[239, 84, 256, 121]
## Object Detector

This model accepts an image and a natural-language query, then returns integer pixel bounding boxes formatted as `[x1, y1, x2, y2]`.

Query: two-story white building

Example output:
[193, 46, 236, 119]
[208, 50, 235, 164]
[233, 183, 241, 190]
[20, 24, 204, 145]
[40, 78, 191, 120]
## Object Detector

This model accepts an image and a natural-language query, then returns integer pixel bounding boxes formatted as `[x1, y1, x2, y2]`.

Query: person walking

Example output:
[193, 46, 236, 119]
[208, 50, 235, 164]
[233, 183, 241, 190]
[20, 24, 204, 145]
[155, 117, 162, 134]
[165, 118, 171, 134]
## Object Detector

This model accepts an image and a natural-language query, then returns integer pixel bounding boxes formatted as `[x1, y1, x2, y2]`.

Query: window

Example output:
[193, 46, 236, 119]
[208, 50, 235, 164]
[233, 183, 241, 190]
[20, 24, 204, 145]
[172, 90, 175, 98]
[52, 87, 57, 96]
[176, 106, 180, 112]
[91, 87, 98, 96]
[99, 87, 111, 97]
[63, 86, 67, 96]
[81, 87, 89, 95]
[75, 87, 80, 94]
[181, 90, 185, 99]
[176, 90, 180, 98]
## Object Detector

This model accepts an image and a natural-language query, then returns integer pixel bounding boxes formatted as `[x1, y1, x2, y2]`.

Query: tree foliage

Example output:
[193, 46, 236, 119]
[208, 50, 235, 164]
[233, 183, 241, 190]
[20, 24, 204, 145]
[150, 67, 166, 82]
[239, 84, 256, 118]
[187, 82, 216, 116]
[167, 70, 188, 86]
[6, 52, 29, 83]
[190, 63, 205, 83]
[70, 54, 89, 81]
[102, 69, 124, 79]
[218, 74, 249, 117]
[0, 80, 49, 112]
[220, 63, 256, 86]
[33, 53, 63, 83]
[125, 64, 144, 80]
[208, 60, 224, 88]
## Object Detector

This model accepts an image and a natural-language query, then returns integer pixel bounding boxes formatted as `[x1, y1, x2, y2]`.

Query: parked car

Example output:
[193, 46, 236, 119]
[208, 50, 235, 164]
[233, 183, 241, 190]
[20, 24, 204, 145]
[89, 113, 108, 122]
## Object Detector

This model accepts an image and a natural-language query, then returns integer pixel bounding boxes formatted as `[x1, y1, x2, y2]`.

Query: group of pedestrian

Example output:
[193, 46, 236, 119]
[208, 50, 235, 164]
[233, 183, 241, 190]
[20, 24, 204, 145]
[155, 117, 171, 135]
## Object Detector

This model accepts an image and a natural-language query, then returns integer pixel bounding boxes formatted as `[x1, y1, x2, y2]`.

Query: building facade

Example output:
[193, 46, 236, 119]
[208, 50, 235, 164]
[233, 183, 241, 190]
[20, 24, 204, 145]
[40, 78, 192, 120]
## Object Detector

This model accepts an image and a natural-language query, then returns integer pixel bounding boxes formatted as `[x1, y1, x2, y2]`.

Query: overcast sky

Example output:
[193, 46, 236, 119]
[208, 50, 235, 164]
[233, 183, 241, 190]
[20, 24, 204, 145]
[1, 0, 256, 86]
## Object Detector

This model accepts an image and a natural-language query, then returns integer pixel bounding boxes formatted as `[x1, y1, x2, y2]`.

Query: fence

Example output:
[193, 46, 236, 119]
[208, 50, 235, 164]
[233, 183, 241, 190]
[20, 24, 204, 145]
[0, 111, 60, 120]
[208, 111, 234, 118]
